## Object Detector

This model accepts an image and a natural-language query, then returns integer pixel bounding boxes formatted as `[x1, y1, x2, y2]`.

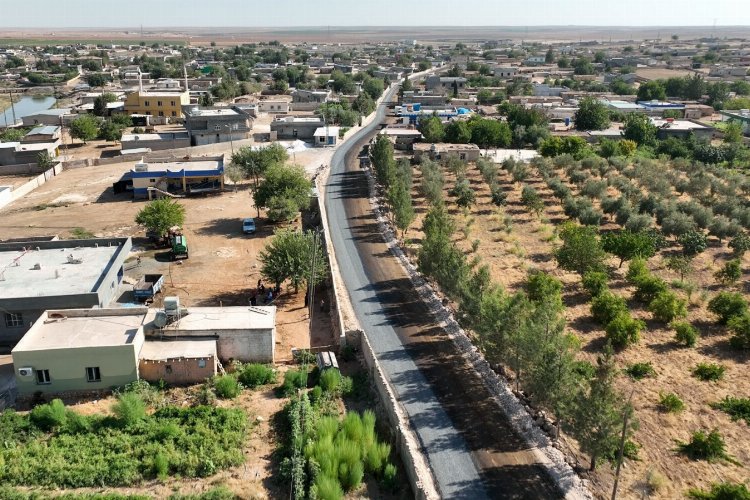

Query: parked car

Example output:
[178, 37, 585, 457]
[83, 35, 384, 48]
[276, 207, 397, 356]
[242, 218, 256, 234]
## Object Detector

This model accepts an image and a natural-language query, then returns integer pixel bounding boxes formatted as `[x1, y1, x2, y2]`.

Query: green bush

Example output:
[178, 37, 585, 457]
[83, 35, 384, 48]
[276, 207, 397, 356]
[658, 392, 685, 413]
[693, 363, 726, 382]
[712, 396, 750, 425]
[153, 452, 169, 479]
[715, 259, 742, 285]
[213, 375, 241, 399]
[281, 369, 308, 396]
[582, 271, 609, 297]
[649, 290, 687, 323]
[605, 312, 645, 350]
[113, 393, 147, 426]
[673, 321, 699, 347]
[319, 369, 342, 393]
[688, 482, 750, 500]
[526, 269, 563, 306]
[626, 258, 649, 283]
[676, 429, 736, 463]
[237, 364, 276, 388]
[0, 405, 247, 488]
[633, 274, 668, 305]
[30, 399, 68, 431]
[313, 474, 344, 500]
[728, 312, 750, 349]
[382, 463, 399, 492]
[624, 362, 655, 380]
[678, 230, 708, 257]
[708, 292, 748, 325]
[591, 291, 629, 325]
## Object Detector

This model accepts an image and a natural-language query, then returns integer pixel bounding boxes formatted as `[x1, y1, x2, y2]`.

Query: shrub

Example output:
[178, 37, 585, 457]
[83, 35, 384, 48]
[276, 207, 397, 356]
[624, 213, 654, 233]
[520, 185, 544, 216]
[624, 362, 655, 380]
[30, 399, 67, 431]
[382, 463, 399, 492]
[237, 364, 276, 388]
[195, 384, 217, 406]
[153, 452, 169, 479]
[662, 212, 696, 238]
[678, 230, 708, 257]
[712, 396, 750, 425]
[709, 215, 740, 242]
[606, 312, 645, 349]
[213, 375, 241, 399]
[708, 292, 748, 325]
[281, 369, 308, 396]
[449, 179, 475, 208]
[490, 184, 507, 206]
[715, 259, 742, 285]
[582, 271, 608, 297]
[688, 482, 750, 500]
[313, 474, 344, 500]
[526, 269, 563, 307]
[591, 291, 628, 325]
[676, 429, 736, 463]
[319, 369, 343, 393]
[658, 392, 685, 413]
[626, 258, 649, 283]
[578, 206, 603, 226]
[649, 290, 687, 323]
[113, 392, 147, 425]
[673, 321, 699, 347]
[729, 232, 750, 257]
[728, 312, 750, 349]
[634, 275, 668, 305]
[646, 469, 667, 494]
[693, 363, 726, 382]
[581, 178, 608, 198]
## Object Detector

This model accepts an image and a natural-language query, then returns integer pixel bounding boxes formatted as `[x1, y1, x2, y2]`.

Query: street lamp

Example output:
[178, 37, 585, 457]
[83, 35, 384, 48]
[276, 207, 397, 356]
[224, 124, 235, 156]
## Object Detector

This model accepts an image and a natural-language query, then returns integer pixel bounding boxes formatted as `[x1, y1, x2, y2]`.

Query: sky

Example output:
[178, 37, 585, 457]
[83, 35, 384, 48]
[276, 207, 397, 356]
[0, 0, 748, 27]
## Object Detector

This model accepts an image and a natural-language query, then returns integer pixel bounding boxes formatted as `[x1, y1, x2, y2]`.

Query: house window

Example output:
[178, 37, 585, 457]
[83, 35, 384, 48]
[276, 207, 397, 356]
[165, 365, 173, 374]
[36, 369, 50, 384]
[144, 101, 150, 106]
[214, 125, 221, 130]
[198, 359, 206, 368]
[4, 312, 23, 328]
[170, 101, 176, 106]
[158, 111, 164, 117]
[86, 366, 101, 382]
[171, 111, 177, 117]
[459, 153, 466, 160]
[149, 178, 156, 183]
[157, 101, 163, 107]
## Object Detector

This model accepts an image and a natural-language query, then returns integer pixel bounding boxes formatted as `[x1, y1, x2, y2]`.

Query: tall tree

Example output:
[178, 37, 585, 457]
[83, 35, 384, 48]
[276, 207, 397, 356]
[231, 144, 289, 216]
[258, 229, 328, 293]
[69, 114, 100, 144]
[419, 115, 445, 143]
[135, 198, 186, 237]
[574, 97, 610, 131]
[254, 164, 312, 222]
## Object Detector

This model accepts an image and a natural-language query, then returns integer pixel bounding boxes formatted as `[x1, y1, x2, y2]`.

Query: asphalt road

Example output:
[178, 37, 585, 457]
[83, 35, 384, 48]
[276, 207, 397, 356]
[324, 86, 561, 499]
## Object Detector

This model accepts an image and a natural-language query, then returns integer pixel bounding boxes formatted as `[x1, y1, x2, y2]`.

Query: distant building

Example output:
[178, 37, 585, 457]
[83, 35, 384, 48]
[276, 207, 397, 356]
[493, 67, 518, 78]
[292, 89, 331, 104]
[139, 339, 217, 385]
[182, 105, 253, 146]
[0, 141, 59, 166]
[601, 99, 646, 113]
[120, 131, 190, 152]
[124, 90, 190, 119]
[720, 110, 750, 134]
[637, 100, 686, 117]
[21, 108, 72, 127]
[651, 118, 715, 140]
[424, 76, 467, 94]
[258, 100, 291, 114]
[21, 125, 61, 144]
[413, 143, 481, 162]
[0, 237, 131, 347]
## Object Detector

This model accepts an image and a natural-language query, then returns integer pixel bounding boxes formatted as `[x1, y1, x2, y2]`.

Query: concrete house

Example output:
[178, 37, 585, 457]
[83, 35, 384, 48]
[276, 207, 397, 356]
[292, 89, 331, 104]
[182, 105, 253, 146]
[124, 90, 190, 119]
[12, 308, 145, 395]
[425, 76, 467, 94]
[21, 109, 72, 127]
[270, 116, 325, 140]
[314, 126, 340, 147]
[413, 143, 481, 162]
[139, 339, 217, 385]
[0, 237, 131, 347]
[22, 125, 61, 144]
[258, 100, 291, 114]
[493, 67, 518, 78]
[117, 156, 225, 198]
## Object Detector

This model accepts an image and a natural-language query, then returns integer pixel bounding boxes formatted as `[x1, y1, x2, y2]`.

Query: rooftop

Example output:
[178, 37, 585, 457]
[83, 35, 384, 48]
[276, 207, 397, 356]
[314, 126, 340, 136]
[0, 240, 127, 300]
[145, 306, 276, 332]
[140, 339, 217, 360]
[651, 119, 710, 130]
[187, 108, 241, 117]
[13, 309, 146, 352]
[27, 125, 60, 136]
[130, 159, 222, 173]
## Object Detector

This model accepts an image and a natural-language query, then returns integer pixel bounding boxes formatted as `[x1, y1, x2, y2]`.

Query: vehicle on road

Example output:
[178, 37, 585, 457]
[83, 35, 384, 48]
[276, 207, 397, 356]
[170, 232, 188, 260]
[133, 274, 165, 302]
[242, 217, 256, 234]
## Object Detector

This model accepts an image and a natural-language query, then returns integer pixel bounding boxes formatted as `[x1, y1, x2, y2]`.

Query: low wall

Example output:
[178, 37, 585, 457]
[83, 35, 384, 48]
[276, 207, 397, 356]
[0, 162, 63, 211]
[0, 163, 44, 175]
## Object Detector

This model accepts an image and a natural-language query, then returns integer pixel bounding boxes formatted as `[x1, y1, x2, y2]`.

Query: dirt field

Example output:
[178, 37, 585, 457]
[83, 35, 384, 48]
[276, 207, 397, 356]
[0, 159, 334, 361]
[393, 157, 750, 499]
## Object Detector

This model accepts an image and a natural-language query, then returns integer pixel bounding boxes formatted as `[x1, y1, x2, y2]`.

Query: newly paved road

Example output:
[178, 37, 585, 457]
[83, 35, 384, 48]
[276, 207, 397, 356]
[324, 86, 561, 499]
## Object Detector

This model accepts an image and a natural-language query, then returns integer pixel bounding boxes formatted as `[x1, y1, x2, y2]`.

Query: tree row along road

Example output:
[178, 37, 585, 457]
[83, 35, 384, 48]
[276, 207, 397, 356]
[324, 85, 562, 498]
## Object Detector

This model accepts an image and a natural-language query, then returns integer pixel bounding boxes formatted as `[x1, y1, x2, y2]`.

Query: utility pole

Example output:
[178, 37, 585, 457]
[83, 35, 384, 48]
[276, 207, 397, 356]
[9, 89, 17, 125]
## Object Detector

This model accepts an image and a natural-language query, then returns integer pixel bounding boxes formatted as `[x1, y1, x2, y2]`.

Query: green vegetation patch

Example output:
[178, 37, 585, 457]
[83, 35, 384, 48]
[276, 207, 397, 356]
[0, 397, 247, 488]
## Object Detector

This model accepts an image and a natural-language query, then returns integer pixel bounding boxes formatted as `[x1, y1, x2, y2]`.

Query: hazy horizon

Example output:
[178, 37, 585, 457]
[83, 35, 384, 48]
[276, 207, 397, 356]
[0, 0, 748, 28]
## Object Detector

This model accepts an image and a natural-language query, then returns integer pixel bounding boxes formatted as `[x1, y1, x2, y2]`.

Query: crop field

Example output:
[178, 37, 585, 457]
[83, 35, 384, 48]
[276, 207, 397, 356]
[375, 140, 750, 498]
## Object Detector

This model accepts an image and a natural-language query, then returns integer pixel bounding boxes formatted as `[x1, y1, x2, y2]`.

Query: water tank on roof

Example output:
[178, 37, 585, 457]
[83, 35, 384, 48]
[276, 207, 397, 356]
[164, 296, 180, 316]
[153, 311, 168, 328]
[134, 162, 148, 172]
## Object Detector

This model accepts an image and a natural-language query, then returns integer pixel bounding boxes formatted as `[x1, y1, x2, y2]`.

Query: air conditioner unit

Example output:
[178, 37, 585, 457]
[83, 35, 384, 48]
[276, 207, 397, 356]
[18, 367, 33, 377]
